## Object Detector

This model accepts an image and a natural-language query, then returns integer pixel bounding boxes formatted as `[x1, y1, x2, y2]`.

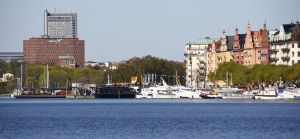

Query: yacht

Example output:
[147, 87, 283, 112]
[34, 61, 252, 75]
[253, 88, 277, 100]
[277, 87, 300, 100]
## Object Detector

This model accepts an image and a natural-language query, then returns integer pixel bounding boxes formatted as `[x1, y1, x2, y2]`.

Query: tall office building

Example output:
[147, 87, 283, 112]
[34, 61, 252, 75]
[23, 38, 84, 67]
[44, 9, 77, 38]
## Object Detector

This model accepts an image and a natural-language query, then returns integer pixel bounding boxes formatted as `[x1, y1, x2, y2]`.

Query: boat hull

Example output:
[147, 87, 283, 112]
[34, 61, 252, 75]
[254, 95, 277, 100]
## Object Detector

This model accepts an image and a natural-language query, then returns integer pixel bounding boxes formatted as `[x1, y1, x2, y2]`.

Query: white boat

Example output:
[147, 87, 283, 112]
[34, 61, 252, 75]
[277, 87, 300, 100]
[139, 86, 179, 98]
[254, 88, 277, 100]
[176, 87, 200, 98]
[136, 77, 201, 99]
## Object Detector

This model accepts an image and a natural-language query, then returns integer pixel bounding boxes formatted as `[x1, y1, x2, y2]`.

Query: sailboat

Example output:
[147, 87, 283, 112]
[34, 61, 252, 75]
[11, 65, 23, 98]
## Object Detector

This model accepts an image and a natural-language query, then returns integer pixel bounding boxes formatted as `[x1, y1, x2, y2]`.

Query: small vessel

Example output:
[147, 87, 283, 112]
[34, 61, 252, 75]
[200, 90, 222, 99]
[96, 84, 137, 98]
[137, 77, 180, 99]
[277, 87, 300, 100]
[253, 88, 277, 100]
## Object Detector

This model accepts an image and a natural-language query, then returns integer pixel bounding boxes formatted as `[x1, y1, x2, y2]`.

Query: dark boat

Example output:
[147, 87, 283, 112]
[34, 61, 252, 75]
[95, 84, 137, 98]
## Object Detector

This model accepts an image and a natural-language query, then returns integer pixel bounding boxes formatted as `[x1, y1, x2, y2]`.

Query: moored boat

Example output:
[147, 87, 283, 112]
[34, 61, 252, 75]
[200, 90, 222, 99]
[253, 88, 277, 100]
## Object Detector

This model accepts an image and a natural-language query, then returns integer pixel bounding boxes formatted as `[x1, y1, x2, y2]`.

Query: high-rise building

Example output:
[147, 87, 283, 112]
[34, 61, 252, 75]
[44, 9, 77, 38]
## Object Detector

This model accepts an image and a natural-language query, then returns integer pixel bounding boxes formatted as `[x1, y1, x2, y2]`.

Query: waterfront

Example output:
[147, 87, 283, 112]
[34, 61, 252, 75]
[1, 97, 300, 139]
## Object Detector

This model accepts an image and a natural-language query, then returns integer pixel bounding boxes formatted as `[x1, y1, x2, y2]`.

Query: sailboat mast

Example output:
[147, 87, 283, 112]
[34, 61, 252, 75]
[47, 64, 49, 88]
[20, 64, 22, 95]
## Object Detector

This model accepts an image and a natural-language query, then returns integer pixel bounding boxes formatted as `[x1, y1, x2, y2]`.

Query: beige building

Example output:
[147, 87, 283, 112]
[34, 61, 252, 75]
[207, 31, 234, 87]
[185, 37, 219, 88]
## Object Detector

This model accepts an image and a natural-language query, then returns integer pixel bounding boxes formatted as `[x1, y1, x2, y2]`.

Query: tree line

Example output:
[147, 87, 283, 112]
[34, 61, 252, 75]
[0, 55, 185, 94]
[207, 61, 300, 88]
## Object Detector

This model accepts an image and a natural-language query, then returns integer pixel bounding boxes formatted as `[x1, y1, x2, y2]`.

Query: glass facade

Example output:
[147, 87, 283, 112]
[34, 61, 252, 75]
[0, 52, 24, 62]
[44, 9, 77, 38]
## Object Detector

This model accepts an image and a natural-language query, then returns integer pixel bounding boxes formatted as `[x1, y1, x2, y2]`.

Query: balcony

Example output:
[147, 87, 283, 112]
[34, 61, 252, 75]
[199, 60, 205, 64]
[269, 49, 279, 54]
[269, 58, 279, 62]
[198, 77, 205, 81]
[281, 56, 290, 61]
[281, 48, 290, 53]
[199, 72, 205, 76]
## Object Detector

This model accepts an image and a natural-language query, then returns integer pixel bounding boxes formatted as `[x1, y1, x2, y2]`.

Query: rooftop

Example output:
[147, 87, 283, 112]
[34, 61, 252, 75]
[188, 37, 220, 45]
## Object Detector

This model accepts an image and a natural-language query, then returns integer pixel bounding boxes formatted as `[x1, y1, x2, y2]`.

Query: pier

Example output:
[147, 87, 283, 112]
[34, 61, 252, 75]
[15, 95, 66, 98]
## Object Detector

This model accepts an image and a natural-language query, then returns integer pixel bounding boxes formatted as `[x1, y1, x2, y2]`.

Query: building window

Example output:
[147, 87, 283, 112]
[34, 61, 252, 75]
[298, 60, 300, 64]
[298, 43, 300, 48]
[254, 36, 257, 41]
[258, 57, 261, 60]
[256, 43, 261, 47]
[298, 52, 300, 57]
[292, 44, 294, 48]
[258, 50, 261, 53]
[292, 51, 294, 57]
[292, 60, 294, 65]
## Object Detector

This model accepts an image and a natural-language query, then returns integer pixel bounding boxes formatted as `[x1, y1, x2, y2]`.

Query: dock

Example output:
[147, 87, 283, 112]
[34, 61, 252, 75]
[66, 95, 95, 99]
[15, 95, 66, 98]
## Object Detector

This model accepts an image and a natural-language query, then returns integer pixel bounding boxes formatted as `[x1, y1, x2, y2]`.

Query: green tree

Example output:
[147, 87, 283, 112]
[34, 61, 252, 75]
[5, 81, 16, 93]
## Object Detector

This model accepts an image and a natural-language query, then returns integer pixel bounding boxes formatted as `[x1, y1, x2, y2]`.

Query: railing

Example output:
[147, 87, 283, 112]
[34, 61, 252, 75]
[269, 58, 279, 62]
[281, 56, 290, 61]
[269, 49, 279, 54]
[281, 48, 290, 52]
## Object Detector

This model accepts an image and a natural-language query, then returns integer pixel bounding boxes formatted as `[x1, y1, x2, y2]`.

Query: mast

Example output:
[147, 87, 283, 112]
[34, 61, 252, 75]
[20, 64, 22, 95]
[46, 64, 49, 88]
[66, 77, 68, 97]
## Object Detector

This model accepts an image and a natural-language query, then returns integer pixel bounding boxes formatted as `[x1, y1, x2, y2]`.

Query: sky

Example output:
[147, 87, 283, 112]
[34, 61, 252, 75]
[0, 0, 299, 62]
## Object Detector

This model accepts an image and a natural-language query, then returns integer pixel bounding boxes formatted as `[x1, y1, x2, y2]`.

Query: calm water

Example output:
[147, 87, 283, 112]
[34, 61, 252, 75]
[0, 97, 300, 139]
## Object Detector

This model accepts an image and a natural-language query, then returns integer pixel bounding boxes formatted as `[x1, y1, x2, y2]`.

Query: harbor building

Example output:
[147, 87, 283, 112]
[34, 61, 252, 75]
[242, 22, 269, 68]
[269, 22, 300, 65]
[184, 37, 219, 88]
[216, 30, 234, 67]
[254, 23, 269, 65]
[232, 28, 246, 65]
[23, 37, 84, 67]
[206, 30, 234, 87]
[0, 52, 23, 62]
[44, 9, 77, 38]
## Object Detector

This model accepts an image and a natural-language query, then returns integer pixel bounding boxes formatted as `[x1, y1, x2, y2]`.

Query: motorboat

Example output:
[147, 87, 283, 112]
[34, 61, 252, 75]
[277, 87, 300, 100]
[200, 90, 222, 99]
[253, 88, 277, 100]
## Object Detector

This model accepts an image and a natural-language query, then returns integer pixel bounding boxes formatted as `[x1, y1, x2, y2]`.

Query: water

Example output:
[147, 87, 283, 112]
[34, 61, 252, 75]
[1, 97, 300, 139]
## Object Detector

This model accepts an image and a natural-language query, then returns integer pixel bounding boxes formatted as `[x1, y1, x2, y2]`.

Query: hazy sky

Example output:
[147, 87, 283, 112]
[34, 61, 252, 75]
[0, 0, 299, 62]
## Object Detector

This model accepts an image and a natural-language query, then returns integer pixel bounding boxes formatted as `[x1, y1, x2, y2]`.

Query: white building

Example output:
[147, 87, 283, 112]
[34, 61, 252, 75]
[184, 37, 219, 88]
[269, 22, 300, 65]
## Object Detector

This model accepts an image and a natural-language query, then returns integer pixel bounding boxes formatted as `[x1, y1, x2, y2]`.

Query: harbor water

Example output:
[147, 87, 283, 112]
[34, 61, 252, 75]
[1, 97, 300, 139]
